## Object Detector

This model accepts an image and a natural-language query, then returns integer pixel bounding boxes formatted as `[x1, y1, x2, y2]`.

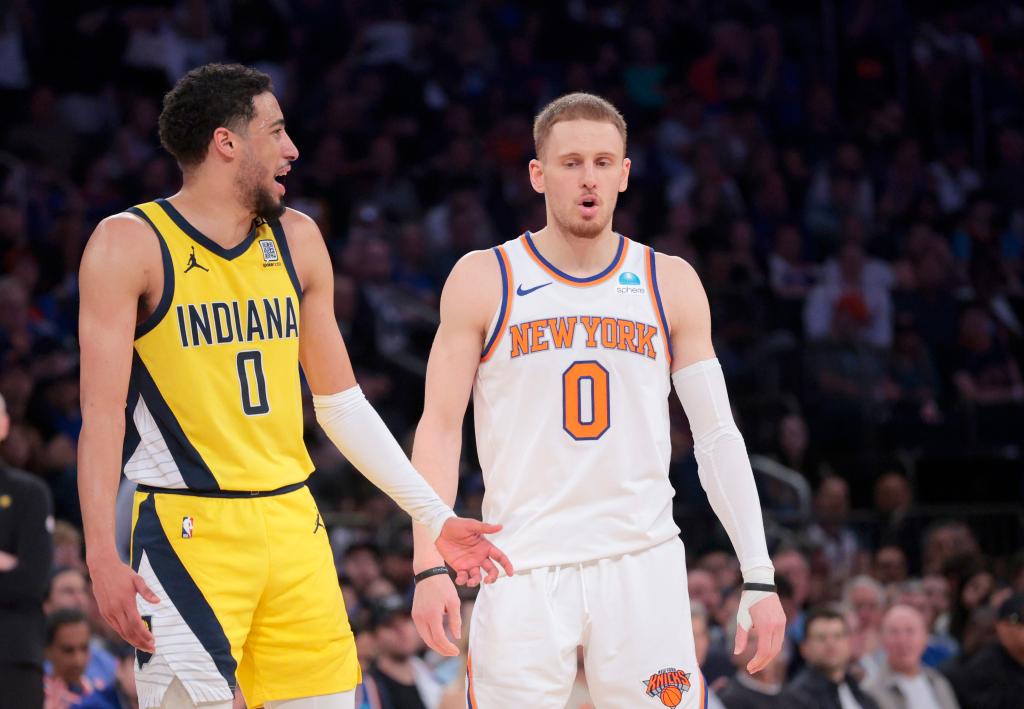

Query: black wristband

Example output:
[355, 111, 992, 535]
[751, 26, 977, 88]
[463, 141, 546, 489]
[742, 582, 777, 593]
[414, 566, 454, 584]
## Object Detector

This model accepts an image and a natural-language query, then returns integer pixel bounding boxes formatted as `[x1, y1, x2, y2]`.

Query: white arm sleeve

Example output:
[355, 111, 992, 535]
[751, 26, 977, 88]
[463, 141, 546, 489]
[313, 386, 455, 540]
[672, 358, 774, 580]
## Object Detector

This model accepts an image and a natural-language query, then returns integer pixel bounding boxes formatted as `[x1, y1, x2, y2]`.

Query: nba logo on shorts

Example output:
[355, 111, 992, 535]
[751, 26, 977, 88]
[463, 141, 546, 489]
[259, 239, 279, 263]
[182, 516, 194, 539]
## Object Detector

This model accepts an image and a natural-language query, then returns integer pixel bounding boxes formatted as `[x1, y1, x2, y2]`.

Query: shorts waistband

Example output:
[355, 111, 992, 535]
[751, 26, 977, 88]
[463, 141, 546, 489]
[135, 480, 307, 499]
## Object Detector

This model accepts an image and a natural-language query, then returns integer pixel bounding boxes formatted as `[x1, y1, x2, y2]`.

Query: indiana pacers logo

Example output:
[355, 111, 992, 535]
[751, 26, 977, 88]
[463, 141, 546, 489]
[643, 668, 691, 707]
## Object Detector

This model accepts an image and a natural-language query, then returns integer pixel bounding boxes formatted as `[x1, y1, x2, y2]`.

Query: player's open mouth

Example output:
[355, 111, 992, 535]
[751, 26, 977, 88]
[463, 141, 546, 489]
[578, 195, 599, 218]
[274, 167, 289, 195]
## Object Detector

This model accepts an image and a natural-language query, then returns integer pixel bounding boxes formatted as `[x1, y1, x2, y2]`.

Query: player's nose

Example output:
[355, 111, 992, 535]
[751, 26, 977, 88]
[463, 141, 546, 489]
[581, 162, 597, 187]
[282, 132, 299, 162]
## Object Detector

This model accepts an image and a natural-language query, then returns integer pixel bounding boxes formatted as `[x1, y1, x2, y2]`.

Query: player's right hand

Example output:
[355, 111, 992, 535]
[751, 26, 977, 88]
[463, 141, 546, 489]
[411, 573, 462, 657]
[88, 555, 160, 653]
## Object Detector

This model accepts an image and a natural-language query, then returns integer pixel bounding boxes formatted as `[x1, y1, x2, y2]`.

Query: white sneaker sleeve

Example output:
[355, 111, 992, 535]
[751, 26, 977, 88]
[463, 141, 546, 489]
[313, 386, 455, 539]
[672, 358, 774, 577]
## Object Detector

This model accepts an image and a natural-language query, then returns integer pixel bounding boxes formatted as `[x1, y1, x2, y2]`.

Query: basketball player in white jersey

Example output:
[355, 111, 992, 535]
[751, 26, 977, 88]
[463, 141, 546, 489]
[408, 93, 786, 708]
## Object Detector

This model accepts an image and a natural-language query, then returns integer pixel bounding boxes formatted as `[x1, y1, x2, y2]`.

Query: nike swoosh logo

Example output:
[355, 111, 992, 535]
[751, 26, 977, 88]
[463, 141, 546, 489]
[516, 282, 552, 296]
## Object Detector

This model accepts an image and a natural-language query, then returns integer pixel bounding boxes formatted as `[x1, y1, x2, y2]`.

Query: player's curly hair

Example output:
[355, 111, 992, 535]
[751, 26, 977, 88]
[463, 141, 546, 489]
[158, 63, 272, 167]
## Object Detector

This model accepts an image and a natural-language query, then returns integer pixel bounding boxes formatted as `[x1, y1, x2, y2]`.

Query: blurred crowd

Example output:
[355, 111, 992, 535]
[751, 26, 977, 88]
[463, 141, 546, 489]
[1, 1, 1023, 708]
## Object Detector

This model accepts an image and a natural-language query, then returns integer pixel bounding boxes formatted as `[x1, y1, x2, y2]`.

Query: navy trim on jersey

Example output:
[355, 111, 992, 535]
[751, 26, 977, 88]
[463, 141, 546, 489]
[136, 480, 306, 498]
[128, 352, 220, 490]
[131, 495, 236, 689]
[647, 247, 673, 361]
[128, 207, 175, 339]
[122, 386, 142, 468]
[524, 231, 624, 283]
[155, 198, 257, 261]
[481, 247, 509, 359]
[270, 219, 303, 300]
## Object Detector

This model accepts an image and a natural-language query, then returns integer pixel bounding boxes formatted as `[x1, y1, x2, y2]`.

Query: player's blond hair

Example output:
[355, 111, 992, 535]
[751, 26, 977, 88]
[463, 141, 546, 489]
[533, 93, 627, 158]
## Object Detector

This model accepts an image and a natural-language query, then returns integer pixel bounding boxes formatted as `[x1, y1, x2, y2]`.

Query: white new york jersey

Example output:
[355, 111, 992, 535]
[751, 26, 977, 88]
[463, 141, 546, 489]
[473, 232, 680, 570]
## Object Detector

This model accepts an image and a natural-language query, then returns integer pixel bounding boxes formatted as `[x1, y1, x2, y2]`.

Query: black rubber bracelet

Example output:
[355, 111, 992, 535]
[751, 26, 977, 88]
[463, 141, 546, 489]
[742, 582, 777, 593]
[414, 566, 454, 584]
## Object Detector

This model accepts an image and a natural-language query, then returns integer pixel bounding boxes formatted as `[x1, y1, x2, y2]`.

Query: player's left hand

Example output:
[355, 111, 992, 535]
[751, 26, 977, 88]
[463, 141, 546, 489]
[734, 592, 786, 674]
[434, 517, 514, 586]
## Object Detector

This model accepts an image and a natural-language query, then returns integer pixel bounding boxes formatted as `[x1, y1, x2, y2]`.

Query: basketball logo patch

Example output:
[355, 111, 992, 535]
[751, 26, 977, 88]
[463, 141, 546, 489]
[181, 516, 194, 539]
[642, 667, 691, 707]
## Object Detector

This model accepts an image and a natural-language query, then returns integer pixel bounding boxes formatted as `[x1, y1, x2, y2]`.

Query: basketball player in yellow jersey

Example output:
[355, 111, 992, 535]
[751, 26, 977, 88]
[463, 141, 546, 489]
[408, 94, 787, 707]
[77, 64, 511, 709]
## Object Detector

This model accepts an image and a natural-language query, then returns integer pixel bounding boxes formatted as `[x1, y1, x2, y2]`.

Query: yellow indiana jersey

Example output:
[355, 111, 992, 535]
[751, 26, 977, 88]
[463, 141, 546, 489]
[123, 199, 313, 492]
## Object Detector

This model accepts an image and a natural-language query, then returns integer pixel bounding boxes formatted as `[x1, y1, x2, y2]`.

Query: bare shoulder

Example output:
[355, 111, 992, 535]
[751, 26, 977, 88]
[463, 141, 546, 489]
[652, 251, 704, 296]
[278, 207, 325, 250]
[80, 212, 161, 290]
[652, 250, 709, 332]
[441, 248, 504, 329]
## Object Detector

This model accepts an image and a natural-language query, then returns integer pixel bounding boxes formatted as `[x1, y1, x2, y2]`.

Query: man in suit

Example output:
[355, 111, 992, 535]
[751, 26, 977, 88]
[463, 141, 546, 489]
[0, 392, 55, 709]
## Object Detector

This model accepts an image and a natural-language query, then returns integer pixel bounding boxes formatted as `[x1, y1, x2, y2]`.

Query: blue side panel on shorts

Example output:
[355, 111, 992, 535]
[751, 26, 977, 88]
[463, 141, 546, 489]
[128, 352, 220, 490]
[131, 494, 237, 688]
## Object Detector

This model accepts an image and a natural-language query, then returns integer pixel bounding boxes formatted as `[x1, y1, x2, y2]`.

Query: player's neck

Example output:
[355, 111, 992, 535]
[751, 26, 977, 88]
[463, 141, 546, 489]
[167, 177, 258, 250]
[531, 223, 619, 278]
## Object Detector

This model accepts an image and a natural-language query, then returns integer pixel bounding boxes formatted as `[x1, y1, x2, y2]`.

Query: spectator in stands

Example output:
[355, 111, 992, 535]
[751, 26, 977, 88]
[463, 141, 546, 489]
[873, 546, 909, 585]
[44, 608, 96, 706]
[890, 580, 958, 668]
[0, 391, 54, 709]
[774, 547, 812, 645]
[719, 618, 789, 709]
[367, 595, 443, 709]
[807, 477, 864, 580]
[342, 542, 384, 605]
[780, 606, 880, 709]
[73, 642, 138, 709]
[43, 567, 116, 690]
[845, 575, 887, 676]
[945, 592, 1024, 709]
[862, 604, 960, 709]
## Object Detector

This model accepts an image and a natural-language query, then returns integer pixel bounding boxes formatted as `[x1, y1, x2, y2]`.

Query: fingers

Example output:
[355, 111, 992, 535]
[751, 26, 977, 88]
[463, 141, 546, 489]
[481, 558, 498, 584]
[455, 569, 469, 585]
[133, 572, 161, 604]
[413, 608, 459, 657]
[447, 595, 463, 641]
[119, 605, 155, 653]
[489, 545, 514, 577]
[733, 625, 748, 656]
[466, 566, 482, 588]
[746, 625, 774, 674]
[474, 522, 502, 534]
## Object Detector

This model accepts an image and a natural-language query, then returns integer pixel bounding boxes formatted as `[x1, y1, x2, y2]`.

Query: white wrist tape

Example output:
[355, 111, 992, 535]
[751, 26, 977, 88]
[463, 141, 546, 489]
[738, 565, 777, 632]
[313, 386, 454, 539]
[672, 358, 773, 574]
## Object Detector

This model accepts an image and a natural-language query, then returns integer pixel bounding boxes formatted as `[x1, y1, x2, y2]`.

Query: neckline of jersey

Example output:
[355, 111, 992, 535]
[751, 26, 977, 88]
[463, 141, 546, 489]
[521, 231, 628, 286]
[156, 198, 260, 261]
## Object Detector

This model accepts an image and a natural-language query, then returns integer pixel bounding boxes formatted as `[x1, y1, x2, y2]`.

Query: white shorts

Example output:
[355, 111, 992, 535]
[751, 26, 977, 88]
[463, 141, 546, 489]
[466, 537, 708, 708]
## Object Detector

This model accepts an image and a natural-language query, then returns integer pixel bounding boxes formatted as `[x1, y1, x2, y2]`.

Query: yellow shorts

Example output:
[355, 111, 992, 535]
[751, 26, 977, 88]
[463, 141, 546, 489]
[129, 483, 358, 708]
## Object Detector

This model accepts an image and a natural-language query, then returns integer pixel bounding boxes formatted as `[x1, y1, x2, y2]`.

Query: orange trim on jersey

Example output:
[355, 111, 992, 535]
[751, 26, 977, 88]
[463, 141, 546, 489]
[520, 232, 629, 287]
[467, 651, 479, 708]
[645, 247, 673, 365]
[698, 670, 707, 709]
[480, 246, 514, 362]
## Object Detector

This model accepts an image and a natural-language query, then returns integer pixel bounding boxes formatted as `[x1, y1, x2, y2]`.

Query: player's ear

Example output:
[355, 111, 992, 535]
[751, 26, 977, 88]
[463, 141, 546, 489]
[212, 127, 236, 160]
[528, 158, 545, 194]
[619, 157, 631, 192]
